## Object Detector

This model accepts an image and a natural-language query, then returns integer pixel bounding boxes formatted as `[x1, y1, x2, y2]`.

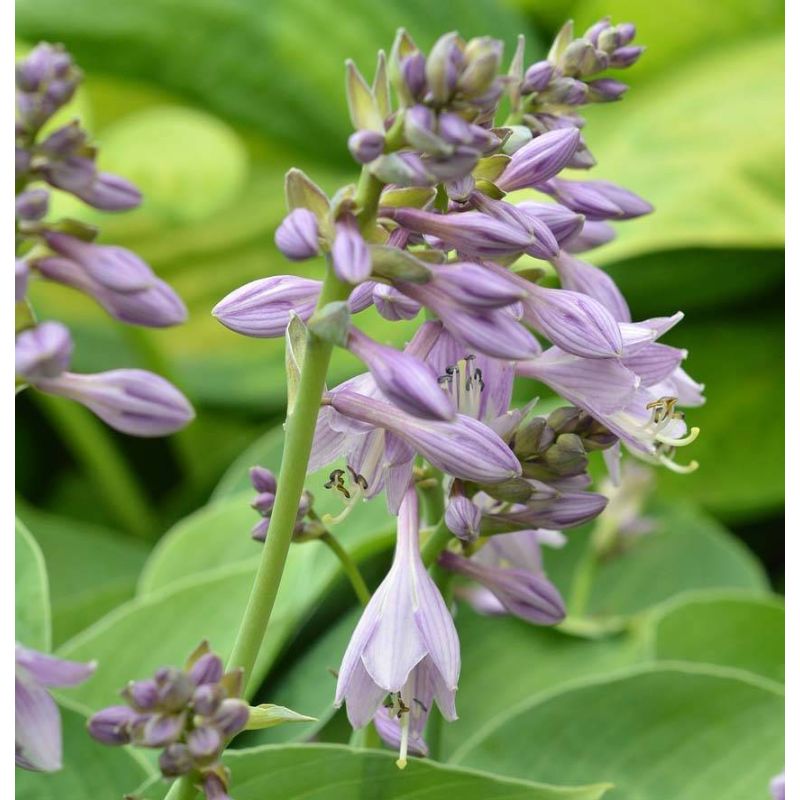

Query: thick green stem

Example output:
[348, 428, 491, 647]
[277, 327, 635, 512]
[226, 269, 350, 685]
[320, 531, 372, 606]
[34, 392, 156, 539]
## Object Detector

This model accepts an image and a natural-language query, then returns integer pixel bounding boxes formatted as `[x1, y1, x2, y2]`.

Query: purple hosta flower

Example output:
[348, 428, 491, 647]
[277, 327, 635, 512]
[16, 188, 49, 221]
[15, 260, 30, 301]
[540, 177, 653, 221]
[521, 60, 554, 94]
[770, 771, 785, 800]
[275, 208, 320, 261]
[346, 327, 455, 421]
[372, 284, 421, 321]
[430, 262, 528, 309]
[89, 642, 248, 787]
[335, 488, 459, 767]
[586, 78, 628, 102]
[33, 369, 195, 437]
[495, 128, 581, 193]
[444, 494, 482, 542]
[440, 543, 565, 625]
[72, 172, 142, 212]
[248, 466, 314, 544]
[552, 252, 631, 324]
[15, 321, 73, 381]
[332, 214, 372, 284]
[382, 207, 532, 260]
[15, 644, 95, 771]
[513, 201, 585, 247]
[348, 130, 385, 165]
[15, 43, 80, 131]
[562, 220, 616, 253]
[38, 233, 186, 328]
[250, 465, 277, 494]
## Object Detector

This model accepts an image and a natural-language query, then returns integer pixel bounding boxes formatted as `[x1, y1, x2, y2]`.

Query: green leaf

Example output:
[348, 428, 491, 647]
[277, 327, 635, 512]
[656, 315, 784, 519]
[16, 0, 536, 166]
[646, 589, 784, 683]
[223, 743, 611, 800]
[452, 664, 783, 800]
[571, 35, 784, 262]
[545, 500, 768, 619]
[15, 705, 152, 800]
[16, 506, 149, 647]
[212, 425, 285, 500]
[439, 606, 645, 759]
[15, 518, 51, 652]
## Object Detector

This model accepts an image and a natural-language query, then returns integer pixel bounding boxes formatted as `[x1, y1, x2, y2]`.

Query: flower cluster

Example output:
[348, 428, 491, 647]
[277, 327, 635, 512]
[213, 20, 703, 762]
[248, 465, 323, 542]
[88, 642, 249, 798]
[15, 43, 194, 437]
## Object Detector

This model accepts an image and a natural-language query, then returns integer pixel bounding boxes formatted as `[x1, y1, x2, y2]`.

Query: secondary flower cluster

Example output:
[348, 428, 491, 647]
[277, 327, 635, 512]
[15, 43, 194, 437]
[88, 642, 249, 798]
[212, 20, 703, 762]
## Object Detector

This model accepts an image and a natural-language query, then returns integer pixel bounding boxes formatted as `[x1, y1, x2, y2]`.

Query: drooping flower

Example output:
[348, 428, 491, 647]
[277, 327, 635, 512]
[335, 488, 459, 767]
[15, 644, 95, 772]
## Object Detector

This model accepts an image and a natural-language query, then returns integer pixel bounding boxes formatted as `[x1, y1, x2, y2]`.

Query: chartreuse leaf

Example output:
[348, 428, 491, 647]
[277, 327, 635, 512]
[15, 518, 51, 652]
[16, 0, 535, 165]
[222, 743, 611, 800]
[15, 705, 153, 800]
[212, 425, 285, 500]
[16, 505, 149, 647]
[452, 664, 783, 800]
[646, 589, 784, 683]
[544, 500, 768, 620]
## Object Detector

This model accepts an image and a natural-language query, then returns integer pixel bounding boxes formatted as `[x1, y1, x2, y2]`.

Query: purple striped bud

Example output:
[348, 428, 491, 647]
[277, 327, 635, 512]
[616, 23, 637, 46]
[610, 46, 644, 68]
[74, 172, 142, 211]
[155, 668, 194, 711]
[543, 77, 588, 105]
[87, 706, 140, 745]
[371, 152, 436, 186]
[15, 321, 73, 381]
[275, 208, 320, 261]
[542, 178, 653, 220]
[249, 465, 277, 494]
[122, 679, 159, 711]
[524, 284, 624, 358]
[586, 78, 628, 102]
[372, 284, 420, 321]
[251, 517, 270, 542]
[16, 260, 30, 301]
[16, 43, 75, 91]
[251, 492, 275, 515]
[330, 391, 521, 484]
[15, 188, 49, 220]
[445, 495, 482, 542]
[552, 253, 631, 323]
[515, 201, 585, 245]
[432, 262, 526, 309]
[158, 743, 193, 777]
[186, 725, 222, 760]
[423, 146, 482, 182]
[347, 327, 454, 421]
[495, 128, 581, 192]
[584, 19, 611, 46]
[439, 551, 565, 624]
[332, 215, 372, 284]
[521, 61, 554, 93]
[192, 684, 224, 717]
[189, 653, 224, 686]
[383, 207, 531, 259]
[203, 772, 233, 800]
[438, 113, 499, 152]
[348, 130, 385, 164]
[35, 369, 194, 437]
[401, 51, 428, 99]
[563, 219, 615, 253]
[211, 699, 250, 737]
[138, 713, 186, 747]
[40, 155, 96, 194]
[213, 275, 321, 337]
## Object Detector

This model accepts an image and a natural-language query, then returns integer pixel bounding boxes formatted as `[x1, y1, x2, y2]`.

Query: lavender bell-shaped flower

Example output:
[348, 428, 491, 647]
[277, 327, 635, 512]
[274, 208, 320, 261]
[346, 327, 455, 421]
[332, 214, 372, 284]
[16, 644, 96, 771]
[335, 488, 460, 767]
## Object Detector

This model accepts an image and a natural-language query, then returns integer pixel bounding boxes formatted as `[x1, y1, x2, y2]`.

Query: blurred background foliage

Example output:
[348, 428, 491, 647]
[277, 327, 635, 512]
[14, 0, 784, 795]
[16, 0, 784, 556]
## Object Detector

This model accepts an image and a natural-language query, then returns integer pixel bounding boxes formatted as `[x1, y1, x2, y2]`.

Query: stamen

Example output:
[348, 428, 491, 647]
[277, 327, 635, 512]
[396, 708, 410, 770]
[658, 453, 699, 474]
[656, 426, 700, 448]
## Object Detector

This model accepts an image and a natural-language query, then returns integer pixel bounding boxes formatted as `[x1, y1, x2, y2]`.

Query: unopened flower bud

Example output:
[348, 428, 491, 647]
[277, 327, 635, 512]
[584, 19, 612, 47]
[586, 78, 628, 102]
[189, 653, 224, 686]
[372, 284, 421, 321]
[560, 40, 603, 76]
[158, 743, 193, 777]
[512, 417, 555, 459]
[251, 491, 275, 516]
[15, 188, 49, 220]
[249, 465, 277, 494]
[445, 495, 482, 542]
[458, 37, 503, 97]
[251, 517, 270, 542]
[544, 433, 588, 476]
[400, 51, 428, 100]
[211, 699, 250, 737]
[495, 128, 580, 192]
[426, 32, 464, 104]
[348, 129, 385, 164]
[74, 172, 142, 211]
[138, 713, 186, 747]
[87, 706, 140, 745]
[192, 683, 224, 716]
[609, 45, 644, 68]
[404, 105, 450, 155]
[521, 61, 554, 93]
[332, 215, 372, 284]
[187, 725, 223, 761]
[15, 260, 30, 301]
[542, 77, 588, 105]
[15, 321, 73, 381]
[123, 679, 159, 711]
[155, 668, 194, 712]
[547, 406, 585, 434]
[275, 208, 320, 261]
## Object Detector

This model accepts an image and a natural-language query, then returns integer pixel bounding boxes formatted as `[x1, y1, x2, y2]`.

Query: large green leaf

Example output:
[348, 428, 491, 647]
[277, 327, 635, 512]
[15, 518, 51, 652]
[646, 590, 784, 683]
[544, 500, 768, 619]
[212, 425, 285, 500]
[16, 506, 149, 646]
[16, 0, 535, 165]
[222, 743, 611, 800]
[656, 315, 784, 519]
[452, 664, 783, 800]
[15, 705, 152, 800]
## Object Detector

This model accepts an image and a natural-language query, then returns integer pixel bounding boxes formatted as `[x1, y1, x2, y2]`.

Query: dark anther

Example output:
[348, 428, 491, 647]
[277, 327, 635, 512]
[324, 469, 345, 489]
[355, 473, 369, 490]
